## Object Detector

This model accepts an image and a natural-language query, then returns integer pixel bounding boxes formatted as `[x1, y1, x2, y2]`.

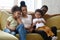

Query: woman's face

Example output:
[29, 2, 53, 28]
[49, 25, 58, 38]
[35, 12, 41, 18]
[13, 11, 21, 18]
[21, 7, 27, 15]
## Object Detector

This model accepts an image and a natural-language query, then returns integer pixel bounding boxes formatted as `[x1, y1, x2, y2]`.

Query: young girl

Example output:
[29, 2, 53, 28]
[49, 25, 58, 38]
[33, 9, 57, 40]
[4, 6, 21, 35]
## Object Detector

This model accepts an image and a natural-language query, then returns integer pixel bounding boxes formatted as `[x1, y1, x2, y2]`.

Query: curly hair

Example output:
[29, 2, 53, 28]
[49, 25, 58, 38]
[11, 5, 20, 13]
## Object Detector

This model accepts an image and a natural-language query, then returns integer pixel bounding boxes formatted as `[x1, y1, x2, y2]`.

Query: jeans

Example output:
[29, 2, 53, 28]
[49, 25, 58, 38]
[36, 30, 52, 40]
[51, 26, 57, 36]
[16, 24, 28, 40]
[4, 28, 16, 35]
[4, 24, 28, 40]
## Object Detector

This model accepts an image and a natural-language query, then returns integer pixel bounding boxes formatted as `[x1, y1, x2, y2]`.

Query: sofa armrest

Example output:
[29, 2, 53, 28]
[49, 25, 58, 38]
[0, 30, 18, 40]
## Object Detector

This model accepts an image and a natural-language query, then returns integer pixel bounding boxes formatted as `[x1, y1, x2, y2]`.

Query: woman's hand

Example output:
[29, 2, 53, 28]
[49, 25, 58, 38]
[25, 25, 33, 32]
[29, 27, 33, 32]
[17, 17, 22, 24]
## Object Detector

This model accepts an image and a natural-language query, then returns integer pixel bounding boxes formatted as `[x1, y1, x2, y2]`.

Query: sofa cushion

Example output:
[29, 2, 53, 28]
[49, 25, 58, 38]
[0, 11, 2, 30]
[16, 33, 43, 40]
[57, 32, 60, 40]
[46, 15, 60, 30]
[0, 11, 10, 30]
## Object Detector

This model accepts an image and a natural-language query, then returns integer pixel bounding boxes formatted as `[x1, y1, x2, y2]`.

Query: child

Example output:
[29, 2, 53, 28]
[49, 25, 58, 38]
[4, 6, 21, 35]
[33, 9, 57, 40]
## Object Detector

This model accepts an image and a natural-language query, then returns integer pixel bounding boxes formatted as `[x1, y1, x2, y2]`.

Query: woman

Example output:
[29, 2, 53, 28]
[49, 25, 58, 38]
[16, 1, 32, 40]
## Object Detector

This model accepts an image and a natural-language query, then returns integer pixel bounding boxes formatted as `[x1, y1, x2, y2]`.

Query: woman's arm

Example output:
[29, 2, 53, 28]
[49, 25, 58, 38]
[17, 17, 22, 24]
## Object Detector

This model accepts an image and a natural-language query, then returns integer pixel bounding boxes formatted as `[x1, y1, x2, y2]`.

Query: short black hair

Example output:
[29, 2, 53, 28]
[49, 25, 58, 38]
[42, 5, 48, 10]
[11, 5, 21, 13]
[20, 1, 27, 11]
[35, 9, 43, 16]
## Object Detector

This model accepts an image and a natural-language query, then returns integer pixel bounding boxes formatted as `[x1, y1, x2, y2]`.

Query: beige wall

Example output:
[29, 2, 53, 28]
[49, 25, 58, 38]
[42, 0, 60, 15]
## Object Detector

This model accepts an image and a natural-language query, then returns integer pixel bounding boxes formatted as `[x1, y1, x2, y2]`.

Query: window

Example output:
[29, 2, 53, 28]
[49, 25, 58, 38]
[34, 0, 42, 10]
[18, 0, 34, 11]
[0, 0, 42, 11]
[0, 0, 14, 9]
[18, 0, 42, 11]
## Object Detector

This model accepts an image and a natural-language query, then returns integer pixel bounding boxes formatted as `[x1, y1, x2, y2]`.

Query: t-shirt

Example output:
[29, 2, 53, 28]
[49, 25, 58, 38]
[33, 18, 45, 29]
[21, 15, 32, 28]
[7, 16, 18, 28]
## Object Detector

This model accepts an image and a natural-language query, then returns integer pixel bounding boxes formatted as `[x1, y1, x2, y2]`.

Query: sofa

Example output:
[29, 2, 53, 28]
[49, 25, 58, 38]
[0, 30, 18, 40]
[0, 10, 18, 40]
[0, 10, 43, 40]
[0, 10, 60, 40]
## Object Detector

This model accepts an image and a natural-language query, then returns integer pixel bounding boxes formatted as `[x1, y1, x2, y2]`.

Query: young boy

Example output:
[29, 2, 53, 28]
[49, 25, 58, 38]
[4, 6, 21, 35]
[33, 9, 57, 40]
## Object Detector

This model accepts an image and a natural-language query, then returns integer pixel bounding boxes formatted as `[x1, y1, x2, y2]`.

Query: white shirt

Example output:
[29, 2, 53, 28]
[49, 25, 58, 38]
[33, 18, 45, 29]
[21, 15, 32, 28]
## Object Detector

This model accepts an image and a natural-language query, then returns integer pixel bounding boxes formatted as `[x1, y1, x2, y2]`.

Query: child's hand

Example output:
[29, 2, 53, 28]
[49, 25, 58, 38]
[36, 21, 41, 23]
[8, 27, 16, 31]
[33, 21, 40, 26]
[10, 28, 16, 31]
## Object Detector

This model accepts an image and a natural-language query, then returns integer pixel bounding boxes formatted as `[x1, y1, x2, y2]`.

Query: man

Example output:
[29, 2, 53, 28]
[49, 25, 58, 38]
[41, 5, 57, 40]
[41, 5, 48, 15]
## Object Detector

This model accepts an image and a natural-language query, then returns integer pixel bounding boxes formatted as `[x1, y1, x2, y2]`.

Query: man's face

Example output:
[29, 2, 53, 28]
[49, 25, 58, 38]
[41, 7, 48, 14]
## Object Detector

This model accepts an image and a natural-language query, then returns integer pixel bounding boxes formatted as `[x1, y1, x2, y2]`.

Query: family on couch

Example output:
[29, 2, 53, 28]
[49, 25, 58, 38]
[4, 1, 57, 40]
